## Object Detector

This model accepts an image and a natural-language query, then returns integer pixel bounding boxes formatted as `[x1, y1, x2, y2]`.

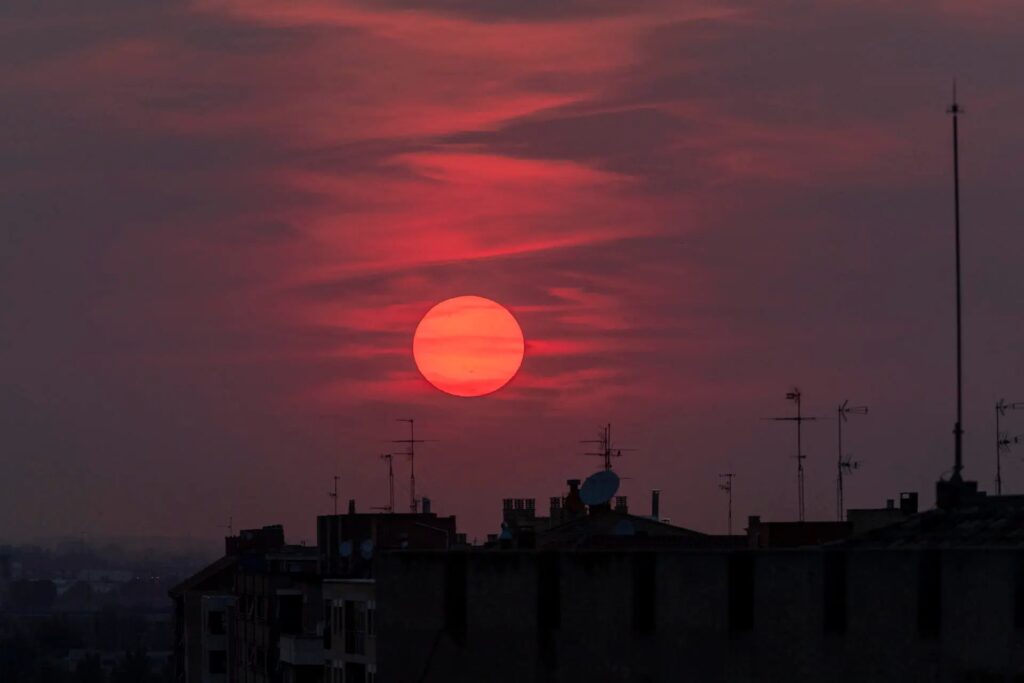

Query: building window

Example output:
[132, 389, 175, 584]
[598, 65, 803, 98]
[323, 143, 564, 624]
[537, 552, 560, 631]
[345, 600, 368, 655]
[822, 551, 847, 634]
[917, 549, 942, 637]
[333, 604, 344, 636]
[444, 554, 467, 643]
[728, 552, 755, 633]
[632, 553, 656, 634]
[1015, 552, 1024, 630]
[209, 650, 227, 675]
[207, 610, 225, 635]
[345, 662, 366, 682]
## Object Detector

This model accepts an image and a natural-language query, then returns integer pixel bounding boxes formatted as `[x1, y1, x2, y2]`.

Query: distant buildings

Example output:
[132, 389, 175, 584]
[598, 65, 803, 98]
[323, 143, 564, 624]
[171, 504, 457, 683]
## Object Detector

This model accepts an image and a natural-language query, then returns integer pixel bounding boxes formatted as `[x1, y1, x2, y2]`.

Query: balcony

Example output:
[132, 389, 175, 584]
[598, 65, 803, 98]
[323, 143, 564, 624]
[278, 635, 323, 667]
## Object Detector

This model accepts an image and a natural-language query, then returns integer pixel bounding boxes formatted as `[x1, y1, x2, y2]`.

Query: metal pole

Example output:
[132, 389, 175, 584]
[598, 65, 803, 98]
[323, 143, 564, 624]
[719, 473, 735, 535]
[388, 455, 395, 513]
[996, 404, 1002, 495]
[796, 392, 805, 522]
[409, 420, 417, 512]
[837, 405, 844, 521]
[728, 483, 733, 535]
[949, 86, 965, 481]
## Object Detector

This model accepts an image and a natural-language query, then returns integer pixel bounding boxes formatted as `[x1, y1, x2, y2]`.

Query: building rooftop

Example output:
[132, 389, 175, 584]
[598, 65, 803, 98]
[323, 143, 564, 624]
[838, 494, 1024, 548]
[536, 509, 741, 550]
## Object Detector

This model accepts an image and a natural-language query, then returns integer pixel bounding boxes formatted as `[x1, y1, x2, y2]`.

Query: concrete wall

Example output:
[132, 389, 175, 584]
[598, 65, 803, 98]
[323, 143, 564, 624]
[376, 548, 1024, 683]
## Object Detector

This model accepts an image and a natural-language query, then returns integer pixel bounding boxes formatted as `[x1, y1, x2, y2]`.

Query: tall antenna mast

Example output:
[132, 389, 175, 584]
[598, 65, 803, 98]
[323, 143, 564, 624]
[328, 475, 340, 516]
[948, 82, 966, 482]
[372, 453, 395, 513]
[995, 400, 1024, 495]
[581, 423, 632, 471]
[718, 473, 735, 535]
[393, 419, 430, 513]
[764, 388, 820, 521]
[836, 400, 868, 521]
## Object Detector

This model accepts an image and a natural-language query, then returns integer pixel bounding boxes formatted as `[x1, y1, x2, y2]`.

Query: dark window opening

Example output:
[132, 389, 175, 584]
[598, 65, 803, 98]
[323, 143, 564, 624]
[209, 650, 226, 675]
[279, 594, 302, 635]
[537, 552, 561, 630]
[207, 610, 225, 635]
[917, 549, 942, 636]
[444, 553, 467, 643]
[823, 551, 847, 634]
[632, 553, 656, 634]
[345, 661, 366, 683]
[728, 552, 755, 633]
[344, 600, 367, 655]
[1014, 552, 1024, 630]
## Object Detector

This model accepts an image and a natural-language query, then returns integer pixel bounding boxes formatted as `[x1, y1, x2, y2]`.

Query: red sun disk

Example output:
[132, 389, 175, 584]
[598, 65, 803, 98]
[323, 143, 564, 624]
[413, 296, 525, 397]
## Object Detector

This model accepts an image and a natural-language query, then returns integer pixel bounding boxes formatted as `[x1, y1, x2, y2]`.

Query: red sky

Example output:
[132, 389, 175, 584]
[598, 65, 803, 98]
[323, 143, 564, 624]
[2, 0, 1024, 543]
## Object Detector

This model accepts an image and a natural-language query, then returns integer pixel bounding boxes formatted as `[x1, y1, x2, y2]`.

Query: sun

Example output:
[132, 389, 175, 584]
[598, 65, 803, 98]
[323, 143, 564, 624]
[412, 296, 525, 397]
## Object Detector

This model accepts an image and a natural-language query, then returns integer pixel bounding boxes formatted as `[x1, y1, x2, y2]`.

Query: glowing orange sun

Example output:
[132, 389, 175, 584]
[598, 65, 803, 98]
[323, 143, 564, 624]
[413, 296, 525, 397]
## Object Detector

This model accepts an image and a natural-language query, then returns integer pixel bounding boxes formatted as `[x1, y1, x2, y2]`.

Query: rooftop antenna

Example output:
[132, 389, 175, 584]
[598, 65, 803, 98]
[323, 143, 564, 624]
[836, 400, 869, 521]
[372, 453, 395, 513]
[581, 423, 634, 471]
[226, 516, 233, 537]
[328, 474, 340, 516]
[718, 473, 736, 535]
[393, 419, 431, 513]
[948, 82, 967, 483]
[764, 388, 821, 521]
[995, 400, 1024, 495]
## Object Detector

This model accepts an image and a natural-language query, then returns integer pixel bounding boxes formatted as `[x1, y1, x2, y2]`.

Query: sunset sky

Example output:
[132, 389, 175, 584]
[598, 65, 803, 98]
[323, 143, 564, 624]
[3, 0, 1024, 543]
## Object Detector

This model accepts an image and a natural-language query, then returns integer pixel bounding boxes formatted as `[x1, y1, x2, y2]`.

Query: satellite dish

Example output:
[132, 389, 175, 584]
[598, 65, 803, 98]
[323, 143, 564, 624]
[579, 470, 620, 506]
[339, 540, 352, 558]
[360, 539, 374, 560]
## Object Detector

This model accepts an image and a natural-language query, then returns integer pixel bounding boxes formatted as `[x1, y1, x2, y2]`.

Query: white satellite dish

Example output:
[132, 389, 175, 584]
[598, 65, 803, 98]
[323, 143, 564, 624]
[339, 540, 352, 558]
[360, 539, 374, 560]
[579, 470, 620, 506]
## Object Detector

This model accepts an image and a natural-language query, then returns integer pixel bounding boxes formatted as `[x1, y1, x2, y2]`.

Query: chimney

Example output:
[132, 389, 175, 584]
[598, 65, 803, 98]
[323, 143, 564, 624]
[886, 499, 894, 510]
[651, 490, 661, 519]
[421, 497, 431, 514]
[549, 496, 562, 517]
[565, 479, 584, 514]
[347, 499, 356, 515]
[614, 496, 628, 514]
[899, 491, 919, 515]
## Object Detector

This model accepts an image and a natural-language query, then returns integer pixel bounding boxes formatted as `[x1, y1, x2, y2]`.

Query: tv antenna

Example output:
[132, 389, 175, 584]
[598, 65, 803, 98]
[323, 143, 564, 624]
[764, 388, 821, 522]
[226, 516, 233, 537]
[947, 82, 967, 482]
[328, 474, 340, 516]
[393, 419, 432, 513]
[581, 423, 633, 471]
[995, 399, 1024, 495]
[836, 400, 868, 521]
[371, 453, 395, 513]
[718, 473, 735, 535]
